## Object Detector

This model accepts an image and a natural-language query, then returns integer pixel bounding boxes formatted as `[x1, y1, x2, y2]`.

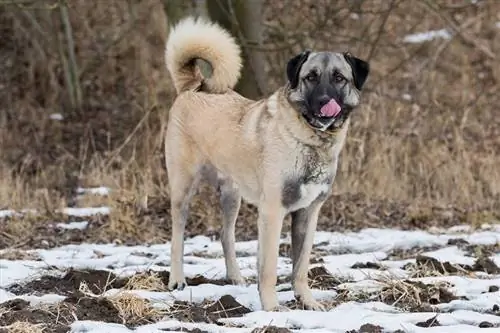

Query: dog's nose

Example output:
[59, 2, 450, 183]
[318, 95, 331, 108]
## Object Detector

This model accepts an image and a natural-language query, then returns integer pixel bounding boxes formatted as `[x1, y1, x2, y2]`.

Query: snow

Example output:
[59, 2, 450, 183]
[403, 29, 452, 44]
[60, 206, 110, 217]
[1, 205, 500, 332]
[54, 221, 89, 230]
[49, 113, 64, 121]
[76, 186, 111, 196]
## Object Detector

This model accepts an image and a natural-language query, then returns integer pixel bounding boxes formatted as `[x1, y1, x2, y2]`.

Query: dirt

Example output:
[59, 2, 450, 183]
[169, 295, 251, 324]
[307, 266, 344, 290]
[346, 324, 384, 333]
[416, 315, 441, 327]
[8, 268, 127, 296]
[351, 262, 384, 270]
[387, 245, 443, 261]
[404, 254, 500, 276]
[0, 294, 121, 332]
[155, 270, 232, 287]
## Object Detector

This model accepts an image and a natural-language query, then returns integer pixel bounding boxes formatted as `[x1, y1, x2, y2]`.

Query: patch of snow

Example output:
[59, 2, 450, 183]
[54, 221, 89, 230]
[496, 21, 500, 28]
[76, 186, 111, 196]
[60, 206, 110, 217]
[403, 29, 452, 44]
[2, 224, 500, 332]
[49, 113, 64, 121]
[0, 288, 15, 303]
[0, 209, 16, 218]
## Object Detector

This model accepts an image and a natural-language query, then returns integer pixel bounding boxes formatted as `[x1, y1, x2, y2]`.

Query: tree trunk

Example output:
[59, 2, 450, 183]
[206, 0, 267, 99]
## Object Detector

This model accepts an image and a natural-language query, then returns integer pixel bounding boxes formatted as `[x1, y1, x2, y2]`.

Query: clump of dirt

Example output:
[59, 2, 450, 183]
[8, 268, 126, 296]
[416, 315, 441, 327]
[0, 299, 69, 333]
[351, 262, 384, 270]
[64, 294, 121, 323]
[405, 255, 468, 277]
[447, 238, 470, 247]
[472, 257, 500, 274]
[346, 323, 384, 333]
[308, 266, 343, 290]
[387, 245, 443, 260]
[251, 326, 292, 333]
[404, 255, 500, 277]
[169, 295, 251, 324]
[161, 328, 210, 333]
[155, 270, 232, 287]
[378, 280, 460, 311]
[464, 243, 500, 258]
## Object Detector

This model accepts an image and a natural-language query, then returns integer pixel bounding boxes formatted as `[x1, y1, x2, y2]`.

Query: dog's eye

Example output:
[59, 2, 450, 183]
[305, 73, 317, 82]
[333, 71, 346, 83]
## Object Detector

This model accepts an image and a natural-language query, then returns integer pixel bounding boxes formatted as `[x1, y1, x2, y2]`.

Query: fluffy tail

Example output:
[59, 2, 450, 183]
[165, 16, 242, 94]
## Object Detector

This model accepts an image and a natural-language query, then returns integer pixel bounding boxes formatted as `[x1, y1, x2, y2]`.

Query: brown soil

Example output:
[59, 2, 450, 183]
[405, 254, 500, 276]
[416, 315, 441, 327]
[351, 262, 384, 270]
[7, 268, 126, 296]
[346, 324, 384, 333]
[169, 295, 251, 324]
[0, 294, 121, 332]
[308, 266, 344, 290]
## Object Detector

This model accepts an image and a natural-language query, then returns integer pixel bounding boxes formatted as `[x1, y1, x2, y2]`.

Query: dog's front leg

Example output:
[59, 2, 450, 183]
[257, 203, 287, 311]
[291, 200, 325, 311]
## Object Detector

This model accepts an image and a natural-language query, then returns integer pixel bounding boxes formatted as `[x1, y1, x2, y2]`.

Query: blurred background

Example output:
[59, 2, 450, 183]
[0, 0, 499, 247]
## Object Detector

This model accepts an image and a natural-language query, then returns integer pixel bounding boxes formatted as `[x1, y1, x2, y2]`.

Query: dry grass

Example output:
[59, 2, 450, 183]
[0, 322, 47, 333]
[108, 292, 167, 325]
[123, 272, 166, 291]
[0, 0, 499, 243]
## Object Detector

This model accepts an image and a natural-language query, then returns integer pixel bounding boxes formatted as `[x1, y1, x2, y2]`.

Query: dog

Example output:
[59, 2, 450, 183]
[163, 16, 369, 312]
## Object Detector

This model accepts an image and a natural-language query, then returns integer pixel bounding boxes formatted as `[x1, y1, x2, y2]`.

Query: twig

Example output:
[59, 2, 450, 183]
[59, 0, 82, 111]
[418, 0, 495, 60]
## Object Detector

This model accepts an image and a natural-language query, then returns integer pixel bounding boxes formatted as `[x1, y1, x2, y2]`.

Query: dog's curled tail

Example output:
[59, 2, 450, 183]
[165, 16, 242, 94]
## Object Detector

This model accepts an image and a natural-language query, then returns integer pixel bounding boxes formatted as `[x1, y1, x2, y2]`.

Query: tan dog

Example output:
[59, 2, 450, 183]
[163, 16, 369, 311]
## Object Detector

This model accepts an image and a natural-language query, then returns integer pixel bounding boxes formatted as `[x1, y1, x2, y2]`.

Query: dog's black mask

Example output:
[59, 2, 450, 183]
[287, 50, 370, 130]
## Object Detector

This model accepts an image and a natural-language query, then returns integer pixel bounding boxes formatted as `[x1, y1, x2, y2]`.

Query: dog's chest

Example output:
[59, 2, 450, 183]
[282, 162, 334, 211]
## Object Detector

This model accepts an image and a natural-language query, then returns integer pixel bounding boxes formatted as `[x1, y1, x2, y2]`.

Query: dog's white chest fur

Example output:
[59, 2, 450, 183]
[290, 182, 330, 211]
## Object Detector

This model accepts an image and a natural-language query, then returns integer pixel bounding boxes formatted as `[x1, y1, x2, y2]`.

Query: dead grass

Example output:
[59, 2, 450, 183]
[0, 322, 47, 333]
[123, 272, 166, 291]
[108, 292, 167, 325]
[0, 0, 499, 243]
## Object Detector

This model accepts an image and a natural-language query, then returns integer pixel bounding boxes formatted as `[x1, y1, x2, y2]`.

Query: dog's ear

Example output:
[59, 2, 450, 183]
[343, 52, 370, 90]
[286, 50, 311, 89]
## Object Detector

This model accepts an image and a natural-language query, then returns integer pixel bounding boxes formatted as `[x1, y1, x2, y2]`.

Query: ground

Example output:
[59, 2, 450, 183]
[1, 187, 500, 333]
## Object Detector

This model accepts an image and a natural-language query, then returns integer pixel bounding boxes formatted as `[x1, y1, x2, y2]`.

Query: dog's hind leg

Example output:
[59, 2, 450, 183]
[165, 135, 202, 291]
[291, 200, 325, 311]
[219, 178, 244, 285]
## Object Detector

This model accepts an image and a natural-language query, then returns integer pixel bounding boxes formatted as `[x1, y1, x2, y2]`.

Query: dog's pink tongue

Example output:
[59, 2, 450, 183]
[320, 99, 341, 117]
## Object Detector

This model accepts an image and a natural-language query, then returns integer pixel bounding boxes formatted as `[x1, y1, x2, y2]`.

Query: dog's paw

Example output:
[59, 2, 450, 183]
[228, 275, 246, 286]
[168, 279, 187, 291]
[298, 297, 325, 311]
[269, 305, 291, 312]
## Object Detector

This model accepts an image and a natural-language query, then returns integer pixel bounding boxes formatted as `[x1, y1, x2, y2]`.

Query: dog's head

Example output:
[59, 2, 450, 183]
[286, 50, 370, 131]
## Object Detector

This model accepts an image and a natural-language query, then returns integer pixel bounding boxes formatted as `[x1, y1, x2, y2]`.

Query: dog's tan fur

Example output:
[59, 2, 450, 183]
[163, 16, 368, 311]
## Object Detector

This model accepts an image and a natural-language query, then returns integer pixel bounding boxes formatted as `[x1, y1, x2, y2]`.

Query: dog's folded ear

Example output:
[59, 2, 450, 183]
[286, 50, 311, 89]
[343, 52, 370, 90]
